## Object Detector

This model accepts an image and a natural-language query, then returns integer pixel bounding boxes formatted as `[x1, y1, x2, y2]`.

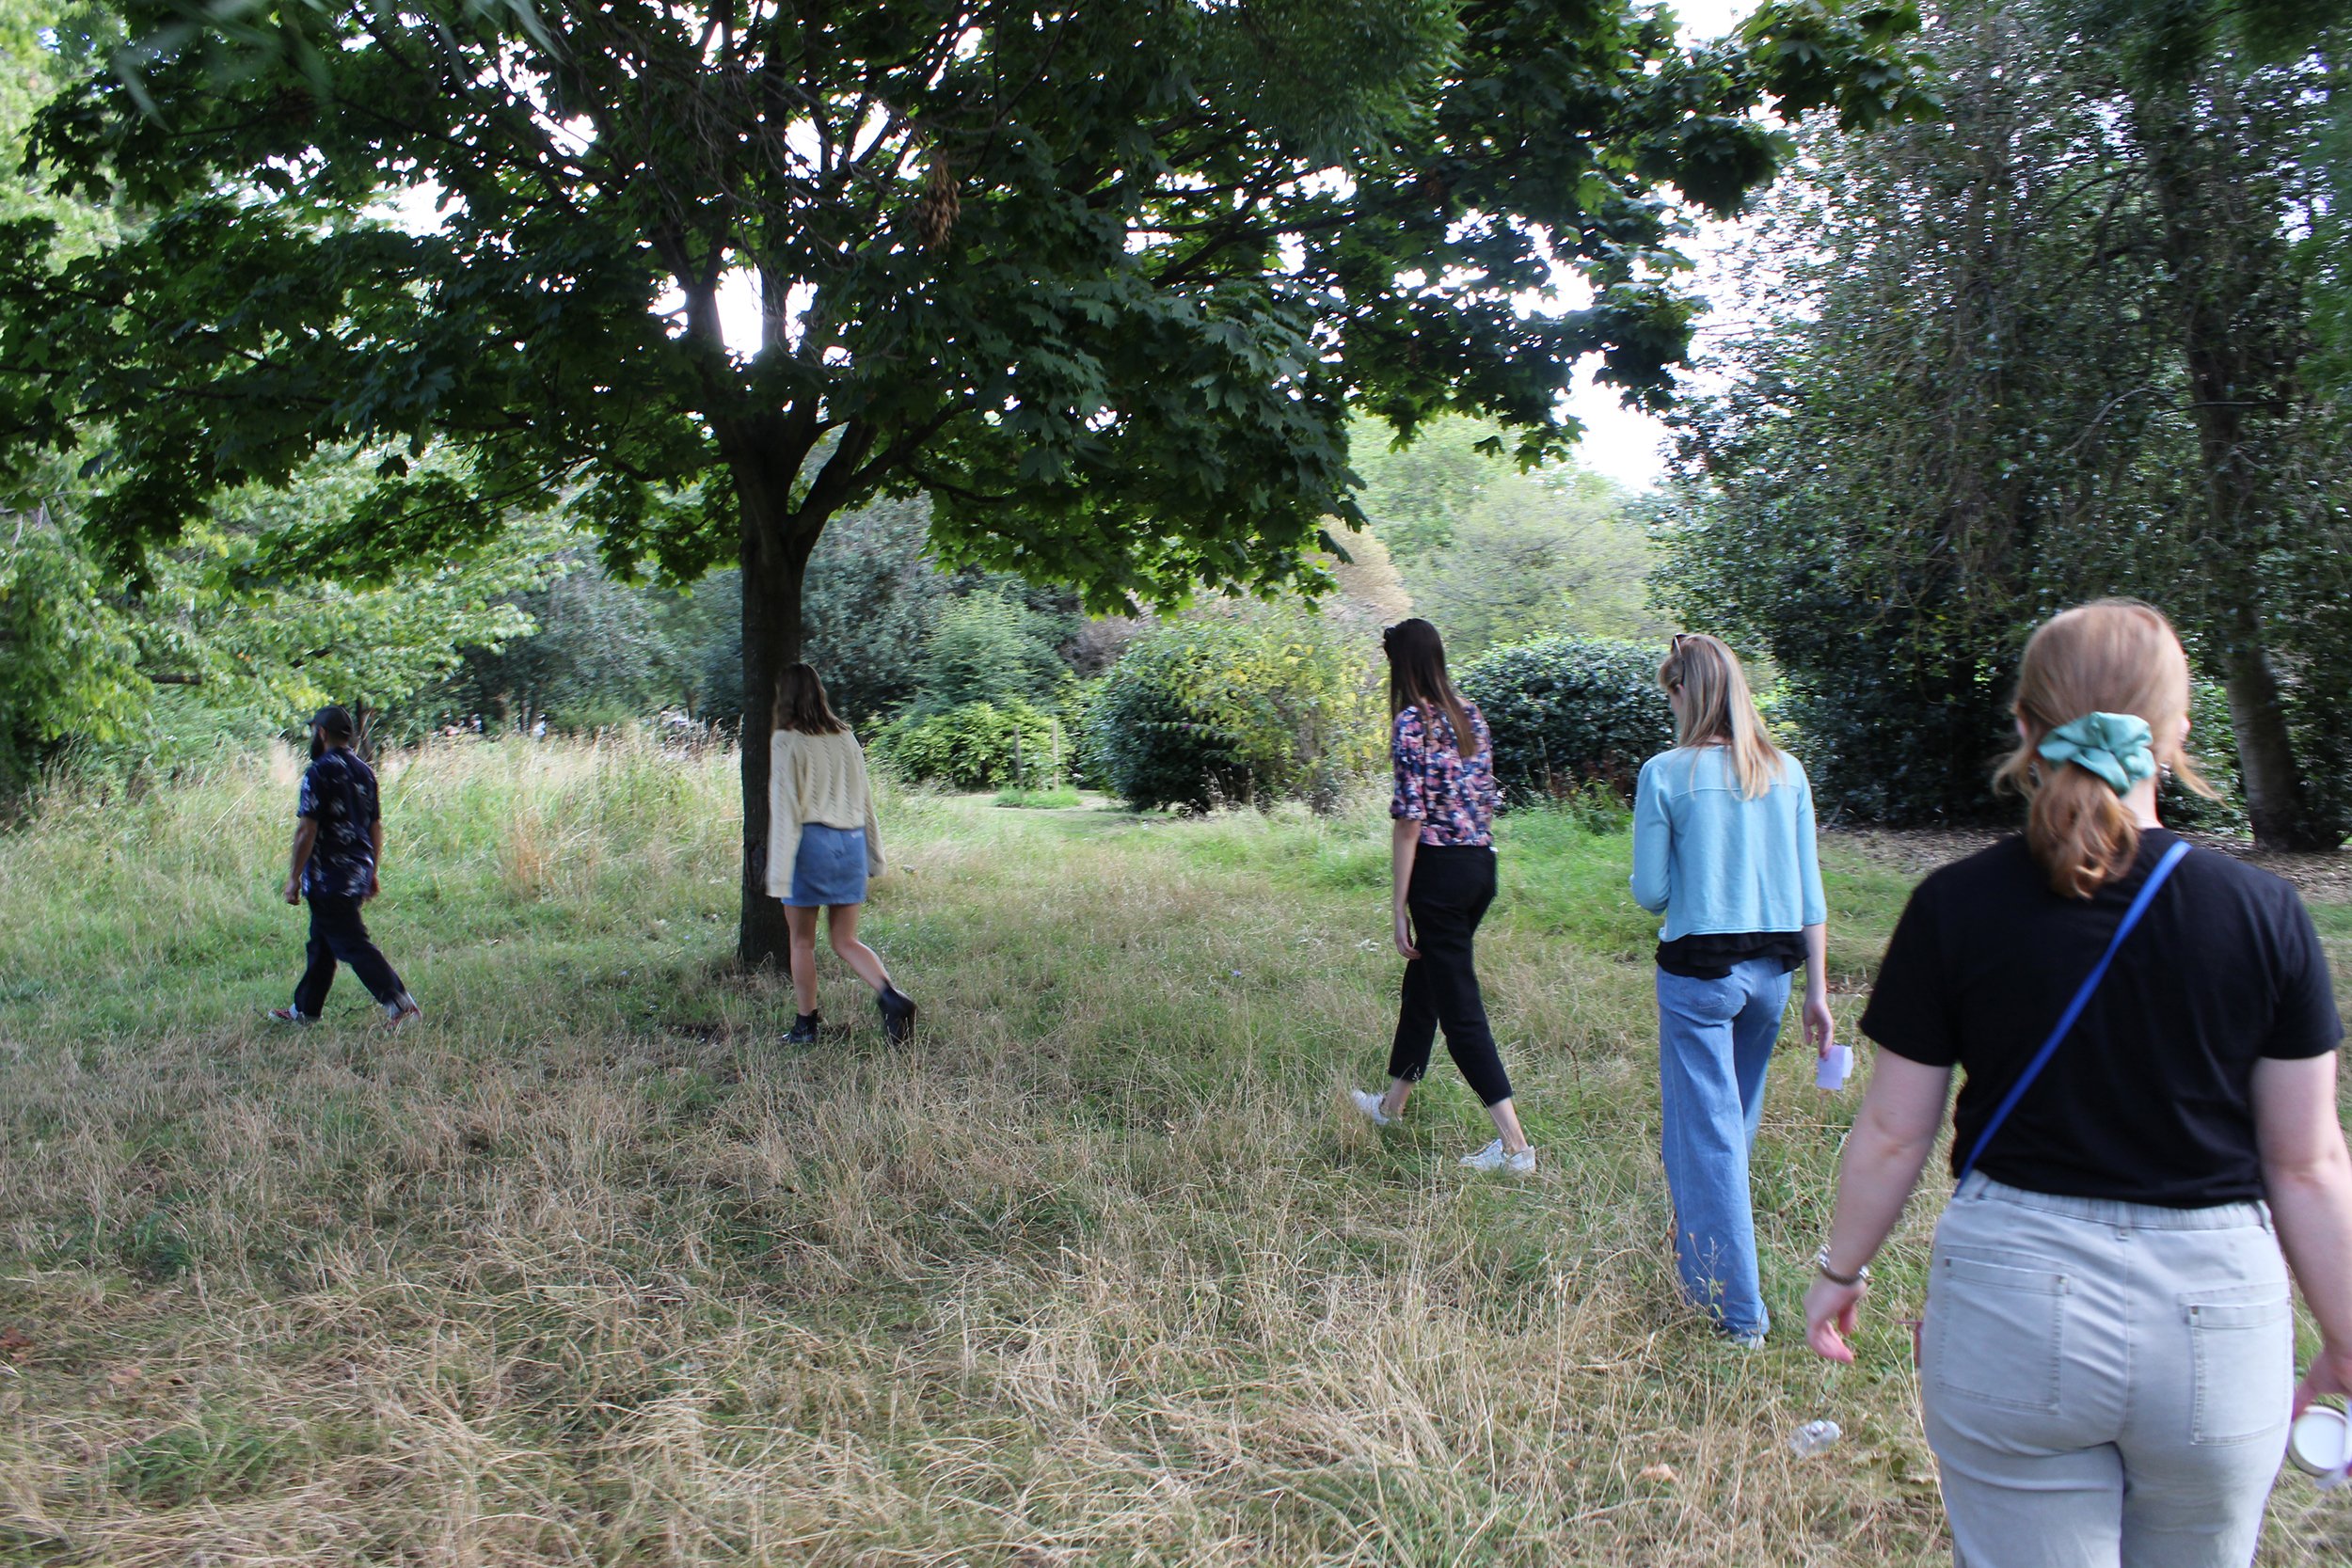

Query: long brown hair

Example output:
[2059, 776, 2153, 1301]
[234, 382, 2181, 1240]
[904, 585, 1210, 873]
[1384, 619, 1481, 756]
[1994, 600, 2212, 899]
[772, 662, 847, 736]
[1659, 632, 1783, 800]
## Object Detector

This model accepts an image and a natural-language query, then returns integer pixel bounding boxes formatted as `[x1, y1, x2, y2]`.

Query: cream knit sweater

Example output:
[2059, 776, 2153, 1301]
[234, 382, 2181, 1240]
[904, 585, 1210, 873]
[765, 728, 885, 900]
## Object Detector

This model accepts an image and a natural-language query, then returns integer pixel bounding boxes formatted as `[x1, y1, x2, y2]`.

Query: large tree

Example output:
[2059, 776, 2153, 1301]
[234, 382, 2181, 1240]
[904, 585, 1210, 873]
[2090, 0, 2352, 847]
[1664, 0, 2350, 842]
[0, 0, 1931, 960]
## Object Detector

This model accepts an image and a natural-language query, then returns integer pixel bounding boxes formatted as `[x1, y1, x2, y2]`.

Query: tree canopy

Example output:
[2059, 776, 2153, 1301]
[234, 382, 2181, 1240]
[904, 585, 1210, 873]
[0, 2, 545, 790]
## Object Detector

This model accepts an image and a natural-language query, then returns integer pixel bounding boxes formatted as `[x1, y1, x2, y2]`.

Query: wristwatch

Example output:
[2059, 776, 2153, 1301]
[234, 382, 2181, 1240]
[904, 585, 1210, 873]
[1813, 1245, 1870, 1288]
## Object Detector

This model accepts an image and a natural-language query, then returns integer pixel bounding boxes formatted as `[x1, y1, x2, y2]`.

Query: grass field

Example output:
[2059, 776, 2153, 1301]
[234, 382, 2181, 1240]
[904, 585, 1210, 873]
[1, 737, 2347, 1566]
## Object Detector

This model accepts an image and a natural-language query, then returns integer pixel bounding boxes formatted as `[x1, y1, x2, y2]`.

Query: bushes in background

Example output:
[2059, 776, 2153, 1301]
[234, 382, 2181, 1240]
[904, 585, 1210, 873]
[1456, 636, 1672, 804]
[874, 698, 1067, 791]
[649, 497, 1089, 730]
[1087, 637, 1248, 812]
[913, 591, 1068, 714]
[874, 593, 1089, 790]
[1089, 612, 1380, 812]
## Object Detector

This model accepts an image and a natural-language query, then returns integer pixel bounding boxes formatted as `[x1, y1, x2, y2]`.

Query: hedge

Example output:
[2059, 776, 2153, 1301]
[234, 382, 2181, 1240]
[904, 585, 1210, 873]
[1456, 635, 1673, 805]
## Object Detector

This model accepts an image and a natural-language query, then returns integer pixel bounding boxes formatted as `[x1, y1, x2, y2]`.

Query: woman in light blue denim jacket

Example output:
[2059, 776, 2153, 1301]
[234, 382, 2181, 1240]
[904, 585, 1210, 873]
[1630, 633, 1834, 1346]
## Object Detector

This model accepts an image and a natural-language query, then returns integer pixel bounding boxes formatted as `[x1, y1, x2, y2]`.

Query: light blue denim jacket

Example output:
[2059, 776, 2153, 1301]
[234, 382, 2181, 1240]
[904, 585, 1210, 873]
[1629, 746, 1827, 939]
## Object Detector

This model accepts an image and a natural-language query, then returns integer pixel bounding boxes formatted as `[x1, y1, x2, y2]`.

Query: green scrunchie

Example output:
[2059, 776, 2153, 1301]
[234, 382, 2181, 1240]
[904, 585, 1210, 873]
[2038, 711, 2156, 795]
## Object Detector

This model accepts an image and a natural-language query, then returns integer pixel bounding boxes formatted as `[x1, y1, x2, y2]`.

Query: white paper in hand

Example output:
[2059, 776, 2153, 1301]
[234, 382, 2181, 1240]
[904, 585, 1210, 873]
[1815, 1044, 1853, 1092]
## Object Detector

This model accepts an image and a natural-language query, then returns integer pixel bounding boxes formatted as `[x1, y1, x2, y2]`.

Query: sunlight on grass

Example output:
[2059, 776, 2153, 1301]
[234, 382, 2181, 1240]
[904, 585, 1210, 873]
[0, 737, 2344, 1564]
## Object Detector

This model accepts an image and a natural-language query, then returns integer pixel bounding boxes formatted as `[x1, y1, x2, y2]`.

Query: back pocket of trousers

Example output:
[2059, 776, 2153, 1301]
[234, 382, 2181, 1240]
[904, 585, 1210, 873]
[2182, 1289, 2291, 1446]
[1930, 1251, 2069, 1414]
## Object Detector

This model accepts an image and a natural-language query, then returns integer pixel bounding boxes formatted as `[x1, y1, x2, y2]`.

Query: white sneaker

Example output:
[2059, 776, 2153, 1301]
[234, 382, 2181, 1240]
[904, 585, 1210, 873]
[1460, 1138, 1536, 1174]
[1350, 1089, 1395, 1128]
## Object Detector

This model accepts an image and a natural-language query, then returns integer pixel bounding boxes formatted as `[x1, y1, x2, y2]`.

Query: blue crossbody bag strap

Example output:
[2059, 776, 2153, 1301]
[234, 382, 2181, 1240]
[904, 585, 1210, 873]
[1955, 839, 2192, 1184]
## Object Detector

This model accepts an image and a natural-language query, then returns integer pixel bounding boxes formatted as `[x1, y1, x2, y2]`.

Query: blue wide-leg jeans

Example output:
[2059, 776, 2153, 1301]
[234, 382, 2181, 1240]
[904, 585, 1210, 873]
[1656, 958, 1790, 1338]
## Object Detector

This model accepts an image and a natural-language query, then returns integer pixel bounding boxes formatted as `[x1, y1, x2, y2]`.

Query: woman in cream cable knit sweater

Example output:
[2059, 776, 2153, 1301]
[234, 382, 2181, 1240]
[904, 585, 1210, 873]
[767, 663, 917, 1044]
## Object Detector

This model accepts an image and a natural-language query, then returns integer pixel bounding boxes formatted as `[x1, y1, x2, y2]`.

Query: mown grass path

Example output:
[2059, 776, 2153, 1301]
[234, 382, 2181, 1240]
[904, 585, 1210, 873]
[0, 741, 2346, 1565]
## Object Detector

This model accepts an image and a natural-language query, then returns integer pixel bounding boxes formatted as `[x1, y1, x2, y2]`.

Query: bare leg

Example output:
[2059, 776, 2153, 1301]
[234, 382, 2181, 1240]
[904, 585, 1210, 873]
[785, 905, 821, 1014]
[1380, 1077, 1414, 1118]
[1486, 1095, 1531, 1154]
[825, 903, 894, 993]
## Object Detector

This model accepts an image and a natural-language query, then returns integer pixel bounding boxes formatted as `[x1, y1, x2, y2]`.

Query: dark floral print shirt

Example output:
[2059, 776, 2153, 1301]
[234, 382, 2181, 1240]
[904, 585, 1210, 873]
[1390, 701, 1498, 847]
[297, 749, 382, 899]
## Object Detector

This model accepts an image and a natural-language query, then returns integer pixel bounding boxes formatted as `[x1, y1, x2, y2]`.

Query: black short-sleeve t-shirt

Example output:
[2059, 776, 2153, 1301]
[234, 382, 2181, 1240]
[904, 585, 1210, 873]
[1860, 829, 2341, 1206]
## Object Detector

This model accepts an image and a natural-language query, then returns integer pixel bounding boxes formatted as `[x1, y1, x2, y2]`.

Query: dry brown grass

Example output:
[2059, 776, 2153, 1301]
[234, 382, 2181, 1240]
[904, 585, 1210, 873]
[0, 739, 2344, 1565]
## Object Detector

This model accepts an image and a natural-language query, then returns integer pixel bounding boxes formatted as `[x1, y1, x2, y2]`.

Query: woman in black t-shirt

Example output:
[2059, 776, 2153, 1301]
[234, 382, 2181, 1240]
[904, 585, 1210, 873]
[1803, 601, 2352, 1568]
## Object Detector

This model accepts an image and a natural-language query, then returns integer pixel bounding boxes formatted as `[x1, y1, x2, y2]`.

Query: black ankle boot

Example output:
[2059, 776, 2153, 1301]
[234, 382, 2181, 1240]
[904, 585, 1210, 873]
[783, 1011, 820, 1045]
[876, 986, 917, 1044]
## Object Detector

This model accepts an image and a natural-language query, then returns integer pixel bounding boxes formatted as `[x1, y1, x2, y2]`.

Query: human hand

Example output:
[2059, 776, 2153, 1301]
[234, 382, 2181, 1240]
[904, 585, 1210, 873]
[1392, 911, 1420, 960]
[366, 874, 381, 902]
[1804, 990, 1836, 1056]
[282, 877, 301, 906]
[2295, 1339, 2352, 1418]
[1804, 1275, 1866, 1364]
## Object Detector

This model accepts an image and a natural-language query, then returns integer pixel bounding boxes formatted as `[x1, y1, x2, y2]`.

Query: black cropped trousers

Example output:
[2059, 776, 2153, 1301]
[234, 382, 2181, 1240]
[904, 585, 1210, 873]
[1387, 844, 1513, 1106]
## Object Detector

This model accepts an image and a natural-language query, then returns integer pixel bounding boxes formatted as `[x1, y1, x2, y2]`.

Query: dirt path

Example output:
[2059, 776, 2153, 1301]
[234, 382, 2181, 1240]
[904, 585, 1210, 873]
[1827, 826, 2352, 902]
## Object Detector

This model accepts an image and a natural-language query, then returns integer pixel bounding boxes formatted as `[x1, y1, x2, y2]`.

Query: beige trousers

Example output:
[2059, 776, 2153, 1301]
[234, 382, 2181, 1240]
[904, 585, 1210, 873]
[1921, 1175, 2293, 1568]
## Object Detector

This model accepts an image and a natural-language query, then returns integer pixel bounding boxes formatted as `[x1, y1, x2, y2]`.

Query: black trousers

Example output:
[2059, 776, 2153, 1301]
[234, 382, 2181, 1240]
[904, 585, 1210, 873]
[294, 894, 407, 1017]
[1388, 844, 1513, 1106]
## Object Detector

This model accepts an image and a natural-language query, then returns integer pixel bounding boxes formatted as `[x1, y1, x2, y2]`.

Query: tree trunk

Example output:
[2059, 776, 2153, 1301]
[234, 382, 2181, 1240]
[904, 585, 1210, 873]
[737, 497, 814, 969]
[2218, 608, 2308, 847]
[2134, 80, 2324, 848]
[2182, 325, 2312, 845]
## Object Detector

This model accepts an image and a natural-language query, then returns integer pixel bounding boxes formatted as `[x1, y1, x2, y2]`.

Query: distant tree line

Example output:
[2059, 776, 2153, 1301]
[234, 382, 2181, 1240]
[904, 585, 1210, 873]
[415, 495, 1097, 739]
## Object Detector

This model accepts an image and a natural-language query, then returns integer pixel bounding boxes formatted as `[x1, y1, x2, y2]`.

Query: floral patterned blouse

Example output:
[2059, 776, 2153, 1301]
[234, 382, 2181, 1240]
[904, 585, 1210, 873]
[1390, 701, 1498, 847]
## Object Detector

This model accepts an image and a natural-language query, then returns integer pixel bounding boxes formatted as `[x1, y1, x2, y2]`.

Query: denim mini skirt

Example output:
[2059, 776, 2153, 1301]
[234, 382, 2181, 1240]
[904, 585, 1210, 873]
[784, 824, 868, 907]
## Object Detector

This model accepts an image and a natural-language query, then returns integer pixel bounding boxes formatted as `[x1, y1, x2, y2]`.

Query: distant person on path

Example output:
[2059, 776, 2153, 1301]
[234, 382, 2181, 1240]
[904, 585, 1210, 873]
[1805, 600, 2352, 1568]
[1631, 632, 1832, 1346]
[1351, 618, 1535, 1173]
[767, 663, 916, 1045]
[269, 705, 421, 1026]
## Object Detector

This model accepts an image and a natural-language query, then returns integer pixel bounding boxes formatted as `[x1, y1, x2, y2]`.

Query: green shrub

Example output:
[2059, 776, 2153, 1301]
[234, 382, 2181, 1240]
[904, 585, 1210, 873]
[1455, 636, 1673, 805]
[1058, 675, 1108, 790]
[1088, 614, 1381, 812]
[1087, 639, 1248, 812]
[1180, 617, 1383, 810]
[875, 699, 1065, 791]
[914, 590, 1068, 714]
[0, 513, 151, 796]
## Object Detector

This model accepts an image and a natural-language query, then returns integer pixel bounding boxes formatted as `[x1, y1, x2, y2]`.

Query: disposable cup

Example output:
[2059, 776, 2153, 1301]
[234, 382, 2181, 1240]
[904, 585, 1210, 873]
[1815, 1044, 1853, 1092]
[2288, 1405, 2349, 1481]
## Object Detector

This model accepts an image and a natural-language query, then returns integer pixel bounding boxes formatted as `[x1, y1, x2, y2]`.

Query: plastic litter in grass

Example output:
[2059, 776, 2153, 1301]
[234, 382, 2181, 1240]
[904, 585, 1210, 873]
[1790, 1419, 1841, 1457]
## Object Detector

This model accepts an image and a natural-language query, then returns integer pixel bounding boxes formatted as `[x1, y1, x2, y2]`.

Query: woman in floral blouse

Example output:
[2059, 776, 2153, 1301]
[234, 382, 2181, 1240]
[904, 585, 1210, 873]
[1352, 619, 1536, 1173]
